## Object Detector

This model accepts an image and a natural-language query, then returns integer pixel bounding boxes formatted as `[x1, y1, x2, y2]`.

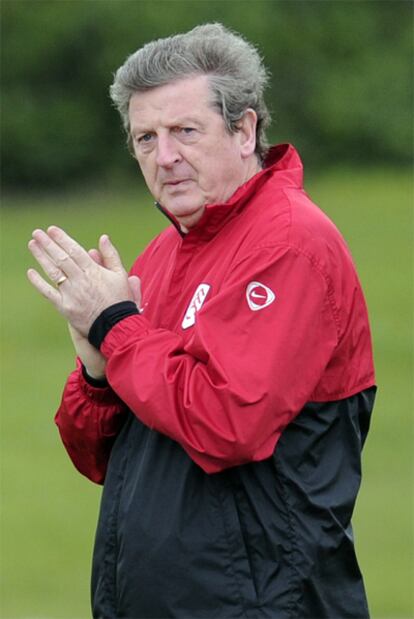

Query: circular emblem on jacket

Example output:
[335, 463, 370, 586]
[246, 281, 276, 311]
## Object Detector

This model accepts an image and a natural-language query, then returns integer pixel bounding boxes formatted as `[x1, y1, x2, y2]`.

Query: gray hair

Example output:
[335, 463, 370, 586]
[110, 23, 271, 160]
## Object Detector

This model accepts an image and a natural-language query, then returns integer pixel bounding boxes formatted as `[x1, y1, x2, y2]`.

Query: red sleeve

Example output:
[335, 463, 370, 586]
[55, 359, 128, 484]
[101, 245, 339, 473]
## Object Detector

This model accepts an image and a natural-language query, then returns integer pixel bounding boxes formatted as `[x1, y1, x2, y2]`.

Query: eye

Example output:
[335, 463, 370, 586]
[133, 132, 155, 153]
[176, 127, 198, 141]
[174, 127, 196, 137]
[138, 133, 154, 143]
[180, 127, 198, 138]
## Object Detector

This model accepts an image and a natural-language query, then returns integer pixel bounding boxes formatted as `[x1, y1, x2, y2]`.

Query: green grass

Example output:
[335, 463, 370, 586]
[1, 168, 413, 618]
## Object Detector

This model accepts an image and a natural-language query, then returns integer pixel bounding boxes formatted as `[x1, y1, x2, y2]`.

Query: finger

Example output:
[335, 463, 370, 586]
[27, 268, 60, 305]
[31, 228, 84, 278]
[128, 275, 142, 306]
[28, 239, 69, 285]
[88, 248, 103, 266]
[99, 235, 125, 273]
[46, 226, 93, 271]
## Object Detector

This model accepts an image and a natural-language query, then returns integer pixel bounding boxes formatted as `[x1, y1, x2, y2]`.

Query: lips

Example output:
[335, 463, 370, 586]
[164, 179, 191, 186]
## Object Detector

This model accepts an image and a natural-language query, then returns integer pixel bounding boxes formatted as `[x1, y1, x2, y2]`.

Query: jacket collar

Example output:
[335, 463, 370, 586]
[156, 144, 304, 241]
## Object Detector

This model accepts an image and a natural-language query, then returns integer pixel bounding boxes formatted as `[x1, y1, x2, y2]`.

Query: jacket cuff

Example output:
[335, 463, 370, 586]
[88, 301, 139, 350]
[81, 363, 109, 388]
[101, 313, 151, 358]
[76, 364, 123, 406]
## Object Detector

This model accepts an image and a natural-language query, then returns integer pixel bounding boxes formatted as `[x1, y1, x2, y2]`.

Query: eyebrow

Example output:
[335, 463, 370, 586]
[169, 116, 205, 128]
[131, 116, 205, 134]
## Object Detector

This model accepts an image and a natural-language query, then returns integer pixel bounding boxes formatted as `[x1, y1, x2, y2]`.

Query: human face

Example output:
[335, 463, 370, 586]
[129, 75, 259, 230]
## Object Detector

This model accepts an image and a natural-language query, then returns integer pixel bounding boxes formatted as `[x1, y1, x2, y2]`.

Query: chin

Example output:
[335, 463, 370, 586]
[167, 205, 205, 230]
[165, 198, 204, 218]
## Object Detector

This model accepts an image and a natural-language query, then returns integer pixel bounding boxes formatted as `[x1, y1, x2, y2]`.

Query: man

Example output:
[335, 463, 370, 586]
[28, 23, 376, 619]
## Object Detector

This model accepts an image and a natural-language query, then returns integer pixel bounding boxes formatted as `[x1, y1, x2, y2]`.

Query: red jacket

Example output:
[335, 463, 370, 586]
[56, 143, 375, 480]
[56, 144, 376, 618]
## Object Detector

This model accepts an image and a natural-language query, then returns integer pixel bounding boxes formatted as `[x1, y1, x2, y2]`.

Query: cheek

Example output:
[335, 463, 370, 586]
[138, 159, 158, 188]
[204, 154, 237, 186]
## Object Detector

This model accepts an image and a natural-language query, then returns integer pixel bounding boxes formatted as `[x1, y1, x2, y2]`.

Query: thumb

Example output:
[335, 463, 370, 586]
[99, 235, 124, 272]
[128, 275, 142, 307]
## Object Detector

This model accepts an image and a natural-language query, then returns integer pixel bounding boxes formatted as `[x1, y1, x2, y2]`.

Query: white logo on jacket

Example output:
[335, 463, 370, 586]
[246, 281, 275, 311]
[182, 284, 211, 329]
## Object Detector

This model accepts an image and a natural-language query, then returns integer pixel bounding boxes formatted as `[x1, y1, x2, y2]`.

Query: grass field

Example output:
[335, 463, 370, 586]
[1, 167, 413, 618]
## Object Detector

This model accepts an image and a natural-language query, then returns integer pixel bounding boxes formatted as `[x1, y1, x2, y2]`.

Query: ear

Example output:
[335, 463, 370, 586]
[237, 109, 258, 159]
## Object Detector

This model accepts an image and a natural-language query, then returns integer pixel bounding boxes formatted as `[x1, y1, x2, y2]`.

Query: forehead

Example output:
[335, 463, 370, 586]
[128, 75, 218, 129]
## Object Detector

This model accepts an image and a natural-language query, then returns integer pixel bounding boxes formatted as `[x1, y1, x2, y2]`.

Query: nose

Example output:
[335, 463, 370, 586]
[156, 134, 181, 168]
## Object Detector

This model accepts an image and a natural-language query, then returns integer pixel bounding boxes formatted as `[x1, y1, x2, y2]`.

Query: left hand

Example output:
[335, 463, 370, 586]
[27, 226, 135, 336]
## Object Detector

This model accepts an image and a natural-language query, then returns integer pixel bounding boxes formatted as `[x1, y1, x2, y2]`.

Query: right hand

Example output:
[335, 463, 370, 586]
[28, 228, 134, 337]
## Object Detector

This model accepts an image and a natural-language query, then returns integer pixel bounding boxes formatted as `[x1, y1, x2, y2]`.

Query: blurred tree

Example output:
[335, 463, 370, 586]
[1, 0, 412, 190]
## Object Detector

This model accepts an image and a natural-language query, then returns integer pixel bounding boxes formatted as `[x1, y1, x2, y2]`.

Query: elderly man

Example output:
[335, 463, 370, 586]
[28, 23, 376, 619]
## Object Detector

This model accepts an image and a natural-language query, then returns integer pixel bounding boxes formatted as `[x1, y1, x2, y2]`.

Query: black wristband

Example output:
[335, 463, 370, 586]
[81, 364, 109, 388]
[88, 301, 139, 350]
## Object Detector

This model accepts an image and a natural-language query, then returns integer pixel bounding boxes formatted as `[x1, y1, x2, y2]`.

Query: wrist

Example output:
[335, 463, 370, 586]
[81, 364, 108, 388]
[88, 300, 139, 350]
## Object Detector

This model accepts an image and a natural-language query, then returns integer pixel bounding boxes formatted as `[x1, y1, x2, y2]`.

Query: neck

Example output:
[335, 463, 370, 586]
[246, 156, 263, 182]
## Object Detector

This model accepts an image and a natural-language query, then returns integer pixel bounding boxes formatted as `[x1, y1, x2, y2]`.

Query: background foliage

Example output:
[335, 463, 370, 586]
[1, 1, 413, 618]
[1, 0, 413, 189]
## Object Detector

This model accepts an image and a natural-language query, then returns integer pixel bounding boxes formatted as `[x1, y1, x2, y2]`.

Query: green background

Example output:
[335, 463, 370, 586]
[1, 1, 413, 617]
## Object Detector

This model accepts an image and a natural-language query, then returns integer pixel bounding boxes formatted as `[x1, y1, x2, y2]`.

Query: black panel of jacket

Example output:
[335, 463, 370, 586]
[92, 386, 375, 619]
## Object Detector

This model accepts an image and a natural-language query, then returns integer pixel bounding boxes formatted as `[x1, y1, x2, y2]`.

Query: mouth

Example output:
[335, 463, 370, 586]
[164, 179, 192, 187]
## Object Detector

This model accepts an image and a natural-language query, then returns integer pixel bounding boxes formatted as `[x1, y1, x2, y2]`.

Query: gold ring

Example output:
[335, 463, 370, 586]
[56, 275, 68, 286]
